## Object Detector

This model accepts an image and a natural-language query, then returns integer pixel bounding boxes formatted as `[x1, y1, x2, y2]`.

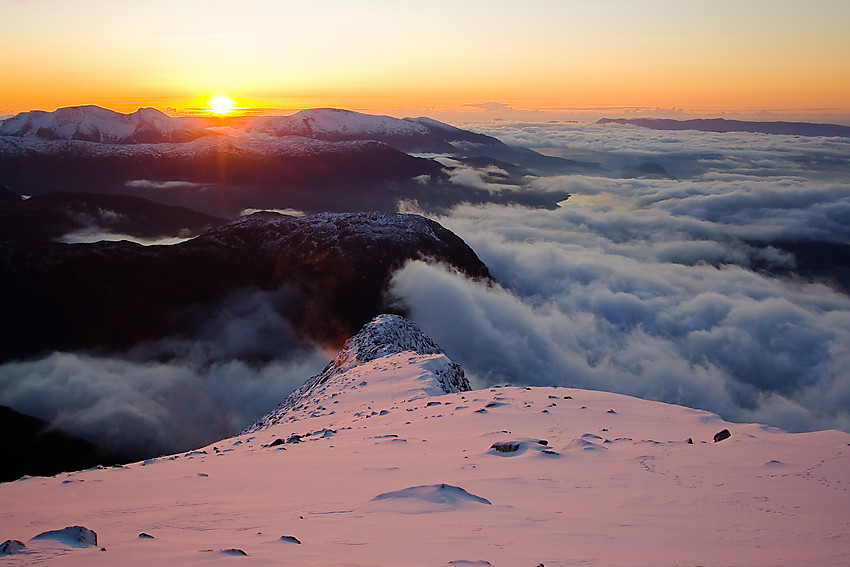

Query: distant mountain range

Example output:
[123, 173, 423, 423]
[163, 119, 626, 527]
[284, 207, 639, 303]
[597, 117, 850, 138]
[0, 106, 598, 216]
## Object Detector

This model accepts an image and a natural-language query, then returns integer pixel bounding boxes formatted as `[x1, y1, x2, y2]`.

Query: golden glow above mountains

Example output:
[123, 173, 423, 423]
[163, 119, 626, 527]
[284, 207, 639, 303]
[1, 0, 849, 119]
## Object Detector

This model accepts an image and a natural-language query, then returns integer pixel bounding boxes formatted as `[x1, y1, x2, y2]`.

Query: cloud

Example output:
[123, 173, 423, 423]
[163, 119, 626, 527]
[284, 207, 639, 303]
[387, 119, 850, 434]
[390, 248, 850, 433]
[462, 102, 514, 112]
[0, 289, 329, 457]
[384, 123, 850, 433]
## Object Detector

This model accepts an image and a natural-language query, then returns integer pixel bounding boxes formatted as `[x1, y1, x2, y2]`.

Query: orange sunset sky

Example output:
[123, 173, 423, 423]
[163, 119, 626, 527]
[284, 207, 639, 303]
[2, 0, 849, 122]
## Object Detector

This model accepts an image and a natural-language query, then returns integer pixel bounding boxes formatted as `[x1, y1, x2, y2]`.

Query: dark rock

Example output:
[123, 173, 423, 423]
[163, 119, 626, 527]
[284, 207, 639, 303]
[0, 540, 26, 555]
[280, 536, 301, 544]
[138, 533, 155, 539]
[221, 548, 247, 556]
[268, 439, 286, 447]
[714, 429, 732, 443]
[537, 440, 548, 446]
[686, 438, 694, 444]
[490, 442, 520, 453]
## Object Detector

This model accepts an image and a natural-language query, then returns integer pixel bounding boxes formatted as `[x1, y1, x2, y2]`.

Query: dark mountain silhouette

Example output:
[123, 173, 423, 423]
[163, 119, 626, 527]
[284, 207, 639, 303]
[0, 211, 490, 361]
[0, 405, 131, 482]
[597, 117, 850, 138]
[0, 190, 226, 241]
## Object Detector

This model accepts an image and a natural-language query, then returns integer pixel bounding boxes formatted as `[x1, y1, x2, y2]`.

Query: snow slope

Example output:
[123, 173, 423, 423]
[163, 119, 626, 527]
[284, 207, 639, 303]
[1, 315, 849, 566]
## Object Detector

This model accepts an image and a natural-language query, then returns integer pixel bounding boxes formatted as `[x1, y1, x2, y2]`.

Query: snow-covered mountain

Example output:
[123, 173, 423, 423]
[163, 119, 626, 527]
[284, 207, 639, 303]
[2, 313, 848, 566]
[0, 105, 207, 144]
[245, 108, 509, 155]
[0, 105, 593, 215]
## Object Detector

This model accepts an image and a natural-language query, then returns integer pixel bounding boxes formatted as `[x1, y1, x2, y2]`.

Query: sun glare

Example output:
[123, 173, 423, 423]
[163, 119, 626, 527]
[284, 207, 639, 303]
[208, 95, 236, 115]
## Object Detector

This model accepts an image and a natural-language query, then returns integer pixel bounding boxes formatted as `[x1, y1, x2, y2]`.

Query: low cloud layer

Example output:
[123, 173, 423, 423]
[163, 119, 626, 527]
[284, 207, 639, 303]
[390, 124, 850, 433]
[0, 289, 328, 456]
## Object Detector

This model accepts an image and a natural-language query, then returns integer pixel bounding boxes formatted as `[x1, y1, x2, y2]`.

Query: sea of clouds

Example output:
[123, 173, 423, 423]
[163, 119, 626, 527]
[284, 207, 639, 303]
[392, 122, 850, 432]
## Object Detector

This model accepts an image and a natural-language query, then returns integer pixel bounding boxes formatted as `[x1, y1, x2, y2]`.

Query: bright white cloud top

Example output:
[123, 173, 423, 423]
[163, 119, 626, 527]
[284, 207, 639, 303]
[2, 315, 849, 566]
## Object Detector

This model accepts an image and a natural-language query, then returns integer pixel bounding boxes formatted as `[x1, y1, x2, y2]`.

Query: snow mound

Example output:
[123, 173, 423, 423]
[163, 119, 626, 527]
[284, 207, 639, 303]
[374, 484, 491, 506]
[30, 526, 97, 548]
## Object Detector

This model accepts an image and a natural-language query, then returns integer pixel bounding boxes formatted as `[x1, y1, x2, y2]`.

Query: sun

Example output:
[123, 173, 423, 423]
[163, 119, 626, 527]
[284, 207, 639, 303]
[208, 95, 236, 115]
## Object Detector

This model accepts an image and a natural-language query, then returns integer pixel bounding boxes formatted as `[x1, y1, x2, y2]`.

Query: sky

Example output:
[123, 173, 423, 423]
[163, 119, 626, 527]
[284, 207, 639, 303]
[3, 0, 850, 121]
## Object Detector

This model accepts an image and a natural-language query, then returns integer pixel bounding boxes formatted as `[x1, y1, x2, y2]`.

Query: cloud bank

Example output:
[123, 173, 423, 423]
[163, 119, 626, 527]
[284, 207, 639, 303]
[0, 289, 328, 456]
[390, 124, 850, 433]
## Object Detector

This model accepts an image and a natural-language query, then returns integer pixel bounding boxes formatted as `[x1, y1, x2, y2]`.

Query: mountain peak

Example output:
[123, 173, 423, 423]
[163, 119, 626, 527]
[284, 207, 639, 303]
[330, 314, 451, 373]
[0, 105, 207, 143]
[247, 315, 470, 431]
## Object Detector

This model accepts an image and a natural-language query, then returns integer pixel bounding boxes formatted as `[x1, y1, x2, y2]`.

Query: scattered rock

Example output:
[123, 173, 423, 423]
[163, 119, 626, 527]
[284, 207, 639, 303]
[280, 535, 301, 544]
[0, 540, 26, 555]
[287, 434, 303, 444]
[269, 438, 286, 447]
[714, 429, 732, 443]
[31, 526, 97, 548]
[490, 442, 520, 453]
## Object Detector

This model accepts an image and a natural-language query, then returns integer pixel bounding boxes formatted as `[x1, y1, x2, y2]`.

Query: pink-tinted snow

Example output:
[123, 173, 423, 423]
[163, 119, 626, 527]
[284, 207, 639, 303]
[2, 325, 849, 566]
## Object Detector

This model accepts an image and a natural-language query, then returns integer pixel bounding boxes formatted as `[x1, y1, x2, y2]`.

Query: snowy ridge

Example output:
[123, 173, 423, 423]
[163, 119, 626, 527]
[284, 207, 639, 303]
[199, 211, 459, 258]
[250, 108, 431, 138]
[0, 105, 206, 144]
[247, 314, 469, 431]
